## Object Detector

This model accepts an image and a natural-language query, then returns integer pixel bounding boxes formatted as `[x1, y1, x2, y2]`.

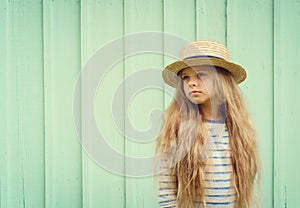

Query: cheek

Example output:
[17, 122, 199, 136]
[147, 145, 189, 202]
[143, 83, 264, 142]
[182, 83, 189, 96]
[202, 80, 215, 95]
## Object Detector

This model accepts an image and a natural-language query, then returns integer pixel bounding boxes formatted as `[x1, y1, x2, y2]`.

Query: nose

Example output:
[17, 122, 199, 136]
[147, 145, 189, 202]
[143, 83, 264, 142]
[188, 76, 199, 87]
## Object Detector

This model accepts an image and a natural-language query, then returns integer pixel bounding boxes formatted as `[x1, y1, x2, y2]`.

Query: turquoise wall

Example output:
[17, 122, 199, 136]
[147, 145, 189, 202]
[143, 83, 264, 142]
[0, 0, 299, 207]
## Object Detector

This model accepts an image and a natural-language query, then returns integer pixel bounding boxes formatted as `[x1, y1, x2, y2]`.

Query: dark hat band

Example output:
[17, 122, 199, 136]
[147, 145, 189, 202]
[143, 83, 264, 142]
[184, 55, 225, 60]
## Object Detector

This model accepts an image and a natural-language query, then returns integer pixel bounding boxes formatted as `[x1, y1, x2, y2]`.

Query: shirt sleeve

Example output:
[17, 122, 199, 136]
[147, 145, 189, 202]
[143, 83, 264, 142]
[157, 155, 177, 208]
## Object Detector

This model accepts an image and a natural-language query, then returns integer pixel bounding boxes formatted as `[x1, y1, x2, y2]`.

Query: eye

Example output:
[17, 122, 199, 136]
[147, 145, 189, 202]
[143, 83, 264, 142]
[197, 72, 207, 78]
[181, 75, 189, 80]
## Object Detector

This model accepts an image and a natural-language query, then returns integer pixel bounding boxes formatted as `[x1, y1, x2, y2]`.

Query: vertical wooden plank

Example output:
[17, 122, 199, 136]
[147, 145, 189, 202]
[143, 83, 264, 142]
[1, 0, 45, 207]
[3, 3, 24, 207]
[43, 1, 82, 207]
[124, 0, 164, 207]
[195, 0, 228, 121]
[163, 0, 196, 106]
[164, 0, 196, 41]
[80, 0, 125, 207]
[227, 0, 274, 207]
[274, 0, 300, 207]
[5, 3, 22, 206]
[196, 0, 227, 43]
[0, 1, 8, 207]
[14, 2, 45, 207]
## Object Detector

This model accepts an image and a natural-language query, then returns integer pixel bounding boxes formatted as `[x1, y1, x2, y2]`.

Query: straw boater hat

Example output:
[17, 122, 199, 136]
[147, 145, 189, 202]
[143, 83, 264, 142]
[162, 40, 247, 87]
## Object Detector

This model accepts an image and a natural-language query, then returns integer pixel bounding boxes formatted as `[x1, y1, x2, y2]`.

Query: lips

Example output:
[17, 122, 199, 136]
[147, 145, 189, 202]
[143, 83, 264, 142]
[190, 90, 202, 95]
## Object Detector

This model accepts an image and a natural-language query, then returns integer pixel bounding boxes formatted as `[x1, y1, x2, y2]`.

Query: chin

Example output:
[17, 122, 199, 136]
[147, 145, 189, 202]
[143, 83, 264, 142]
[190, 100, 204, 105]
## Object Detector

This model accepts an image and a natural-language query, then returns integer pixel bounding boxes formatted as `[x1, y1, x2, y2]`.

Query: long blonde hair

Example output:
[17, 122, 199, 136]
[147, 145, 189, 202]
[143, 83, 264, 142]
[156, 66, 260, 207]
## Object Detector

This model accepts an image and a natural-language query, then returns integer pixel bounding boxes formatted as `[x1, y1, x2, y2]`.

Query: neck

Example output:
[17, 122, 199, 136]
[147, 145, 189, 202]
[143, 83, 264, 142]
[198, 103, 224, 121]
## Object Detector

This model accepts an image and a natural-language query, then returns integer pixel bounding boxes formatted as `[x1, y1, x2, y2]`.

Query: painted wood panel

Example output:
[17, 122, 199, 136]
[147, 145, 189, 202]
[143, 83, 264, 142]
[43, 1, 82, 207]
[0, 0, 300, 207]
[196, 0, 227, 43]
[227, 1, 274, 207]
[0, 1, 45, 207]
[124, 1, 164, 207]
[163, 0, 196, 107]
[81, 0, 125, 207]
[274, 0, 300, 207]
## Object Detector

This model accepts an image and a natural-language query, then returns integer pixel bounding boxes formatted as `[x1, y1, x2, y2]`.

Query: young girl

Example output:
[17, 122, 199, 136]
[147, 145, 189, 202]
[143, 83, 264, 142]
[156, 41, 260, 208]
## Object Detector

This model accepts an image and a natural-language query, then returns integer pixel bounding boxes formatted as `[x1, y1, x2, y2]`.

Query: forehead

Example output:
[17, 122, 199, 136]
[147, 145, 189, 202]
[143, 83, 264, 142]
[180, 65, 216, 74]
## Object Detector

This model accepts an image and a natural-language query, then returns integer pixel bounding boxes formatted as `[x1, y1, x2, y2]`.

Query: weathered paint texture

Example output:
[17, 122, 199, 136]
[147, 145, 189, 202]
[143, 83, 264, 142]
[0, 0, 299, 207]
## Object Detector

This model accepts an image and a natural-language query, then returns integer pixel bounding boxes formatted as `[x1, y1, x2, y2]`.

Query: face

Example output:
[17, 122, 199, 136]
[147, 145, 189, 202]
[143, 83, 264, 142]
[180, 66, 216, 106]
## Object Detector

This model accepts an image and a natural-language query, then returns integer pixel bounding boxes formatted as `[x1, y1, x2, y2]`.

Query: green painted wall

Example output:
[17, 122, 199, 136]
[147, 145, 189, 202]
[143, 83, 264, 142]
[0, 0, 299, 207]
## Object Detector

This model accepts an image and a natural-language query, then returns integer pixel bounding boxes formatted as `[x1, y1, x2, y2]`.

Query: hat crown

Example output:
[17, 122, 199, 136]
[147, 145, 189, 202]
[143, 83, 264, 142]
[162, 40, 247, 87]
[179, 40, 230, 61]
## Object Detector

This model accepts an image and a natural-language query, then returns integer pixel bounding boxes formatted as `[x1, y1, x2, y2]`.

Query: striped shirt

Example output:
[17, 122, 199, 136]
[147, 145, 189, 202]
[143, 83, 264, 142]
[158, 120, 236, 208]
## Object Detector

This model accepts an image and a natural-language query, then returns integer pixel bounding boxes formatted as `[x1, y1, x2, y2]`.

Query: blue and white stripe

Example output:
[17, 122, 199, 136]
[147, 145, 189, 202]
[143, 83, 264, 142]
[158, 121, 236, 208]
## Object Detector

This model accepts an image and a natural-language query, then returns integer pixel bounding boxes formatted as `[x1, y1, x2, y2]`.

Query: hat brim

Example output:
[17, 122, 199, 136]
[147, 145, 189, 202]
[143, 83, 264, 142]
[162, 58, 247, 87]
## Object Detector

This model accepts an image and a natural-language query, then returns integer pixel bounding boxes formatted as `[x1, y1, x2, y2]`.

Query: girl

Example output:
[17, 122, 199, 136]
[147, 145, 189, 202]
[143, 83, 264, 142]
[156, 41, 260, 208]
